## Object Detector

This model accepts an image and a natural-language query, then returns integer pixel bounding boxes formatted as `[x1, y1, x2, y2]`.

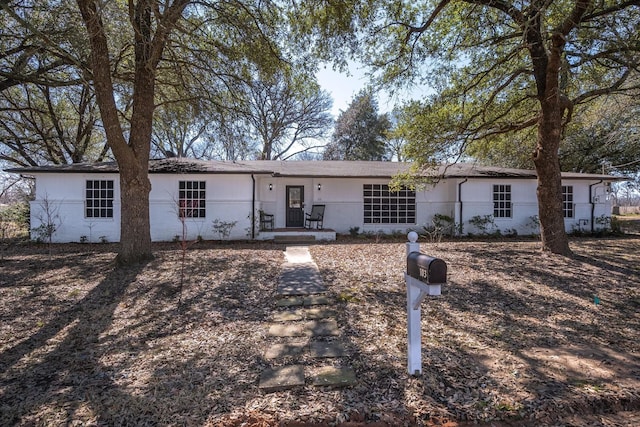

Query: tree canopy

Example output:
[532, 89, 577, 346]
[297, 0, 640, 255]
[323, 89, 391, 160]
[0, 1, 108, 166]
[241, 70, 333, 160]
[559, 94, 640, 176]
[2, 0, 294, 263]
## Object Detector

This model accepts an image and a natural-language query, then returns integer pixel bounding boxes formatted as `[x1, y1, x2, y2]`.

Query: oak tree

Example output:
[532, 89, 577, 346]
[77, 1, 284, 263]
[245, 71, 333, 160]
[295, 0, 640, 255]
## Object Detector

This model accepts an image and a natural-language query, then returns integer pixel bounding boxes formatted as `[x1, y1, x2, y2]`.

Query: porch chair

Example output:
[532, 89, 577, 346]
[305, 204, 325, 229]
[259, 210, 274, 231]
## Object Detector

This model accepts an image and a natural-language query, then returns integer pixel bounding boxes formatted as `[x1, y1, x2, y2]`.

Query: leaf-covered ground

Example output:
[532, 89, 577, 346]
[1, 235, 639, 426]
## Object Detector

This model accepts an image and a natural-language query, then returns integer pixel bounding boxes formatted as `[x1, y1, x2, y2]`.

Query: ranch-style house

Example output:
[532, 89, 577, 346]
[7, 158, 621, 243]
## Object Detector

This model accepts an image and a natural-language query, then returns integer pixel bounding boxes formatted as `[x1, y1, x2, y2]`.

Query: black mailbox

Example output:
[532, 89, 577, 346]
[407, 252, 447, 285]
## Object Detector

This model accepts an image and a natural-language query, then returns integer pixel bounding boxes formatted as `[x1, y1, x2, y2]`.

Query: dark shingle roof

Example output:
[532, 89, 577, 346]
[5, 158, 625, 181]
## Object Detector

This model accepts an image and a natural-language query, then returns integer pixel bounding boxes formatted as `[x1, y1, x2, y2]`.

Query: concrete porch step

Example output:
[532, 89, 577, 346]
[274, 234, 316, 243]
[259, 229, 336, 242]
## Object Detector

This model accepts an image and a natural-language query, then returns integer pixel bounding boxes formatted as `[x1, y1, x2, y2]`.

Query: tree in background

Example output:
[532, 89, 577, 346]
[149, 69, 332, 162]
[3, 0, 292, 263]
[324, 89, 390, 160]
[295, 0, 640, 255]
[559, 95, 640, 176]
[3, 1, 330, 262]
[0, 1, 85, 92]
[151, 101, 211, 159]
[0, 82, 109, 166]
[242, 70, 333, 160]
[385, 108, 409, 162]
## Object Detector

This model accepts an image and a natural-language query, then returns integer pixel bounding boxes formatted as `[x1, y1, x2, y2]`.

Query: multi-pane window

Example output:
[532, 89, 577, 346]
[493, 184, 512, 218]
[179, 181, 206, 218]
[363, 184, 416, 224]
[85, 180, 114, 218]
[562, 185, 574, 218]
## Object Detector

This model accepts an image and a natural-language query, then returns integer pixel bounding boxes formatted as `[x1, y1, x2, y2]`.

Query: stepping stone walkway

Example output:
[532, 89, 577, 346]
[259, 365, 305, 392]
[259, 246, 357, 392]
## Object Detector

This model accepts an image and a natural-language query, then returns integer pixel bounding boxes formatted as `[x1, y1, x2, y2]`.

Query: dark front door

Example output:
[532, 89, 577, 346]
[286, 185, 304, 227]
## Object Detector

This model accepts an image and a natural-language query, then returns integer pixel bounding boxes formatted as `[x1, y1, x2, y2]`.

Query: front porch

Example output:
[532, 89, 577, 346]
[257, 228, 337, 242]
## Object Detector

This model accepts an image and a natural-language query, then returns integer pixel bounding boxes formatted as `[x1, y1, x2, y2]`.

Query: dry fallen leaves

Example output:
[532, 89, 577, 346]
[1, 236, 639, 426]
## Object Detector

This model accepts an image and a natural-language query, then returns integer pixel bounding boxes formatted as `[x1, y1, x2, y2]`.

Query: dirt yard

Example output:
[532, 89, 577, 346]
[616, 215, 640, 235]
[1, 235, 639, 426]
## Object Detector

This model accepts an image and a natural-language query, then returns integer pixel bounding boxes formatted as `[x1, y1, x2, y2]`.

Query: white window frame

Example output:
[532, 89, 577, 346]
[85, 180, 114, 218]
[178, 180, 206, 218]
[562, 185, 574, 218]
[493, 184, 512, 218]
[363, 184, 416, 224]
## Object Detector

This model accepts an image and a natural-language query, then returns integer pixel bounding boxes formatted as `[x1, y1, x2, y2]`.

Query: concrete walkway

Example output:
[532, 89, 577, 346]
[259, 246, 357, 392]
[277, 246, 326, 296]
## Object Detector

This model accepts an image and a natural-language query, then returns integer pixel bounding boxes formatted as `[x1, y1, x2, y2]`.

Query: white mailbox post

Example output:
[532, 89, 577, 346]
[405, 231, 446, 376]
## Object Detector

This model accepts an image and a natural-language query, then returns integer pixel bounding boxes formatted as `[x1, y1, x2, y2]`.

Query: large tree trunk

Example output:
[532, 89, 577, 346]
[117, 160, 153, 264]
[77, 0, 154, 264]
[531, 32, 573, 256]
[534, 115, 572, 256]
[78, 0, 188, 264]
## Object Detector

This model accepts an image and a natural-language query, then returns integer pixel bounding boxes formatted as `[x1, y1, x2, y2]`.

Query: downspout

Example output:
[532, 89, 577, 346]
[458, 178, 468, 235]
[589, 180, 603, 233]
[251, 174, 256, 239]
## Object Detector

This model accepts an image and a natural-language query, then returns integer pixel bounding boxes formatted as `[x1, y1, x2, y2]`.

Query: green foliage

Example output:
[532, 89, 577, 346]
[0, 1, 108, 166]
[348, 226, 360, 237]
[32, 223, 57, 244]
[293, 0, 638, 256]
[422, 213, 457, 242]
[324, 89, 391, 160]
[432, 213, 455, 236]
[560, 96, 640, 175]
[594, 215, 612, 230]
[337, 290, 360, 303]
[0, 201, 29, 227]
[353, 0, 640, 174]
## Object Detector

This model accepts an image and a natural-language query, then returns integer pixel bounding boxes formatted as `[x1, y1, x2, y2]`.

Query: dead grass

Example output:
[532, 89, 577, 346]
[1, 236, 639, 426]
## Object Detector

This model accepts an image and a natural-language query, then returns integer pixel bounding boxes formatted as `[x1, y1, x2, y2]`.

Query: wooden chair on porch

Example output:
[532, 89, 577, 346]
[259, 210, 274, 231]
[305, 204, 325, 229]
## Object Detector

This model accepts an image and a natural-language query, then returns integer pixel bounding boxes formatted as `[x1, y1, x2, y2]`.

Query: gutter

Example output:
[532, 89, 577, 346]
[589, 180, 603, 233]
[251, 174, 256, 239]
[458, 178, 468, 235]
